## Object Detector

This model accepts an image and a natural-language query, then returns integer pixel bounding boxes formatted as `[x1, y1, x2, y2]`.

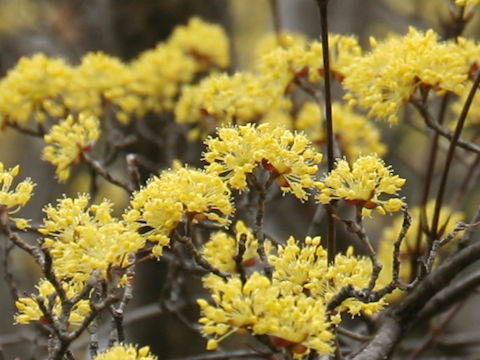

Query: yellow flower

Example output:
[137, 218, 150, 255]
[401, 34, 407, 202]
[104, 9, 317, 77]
[15, 279, 91, 326]
[167, 17, 230, 71]
[455, 0, 479, 5]
[127, 166, 233, 256]
[257, 33, 361, 87]
[198, 236, 386, 355]
[295, 102, 387, 160]
[0, 162, 35, 229]
[65, 52, 139, 124]
[42, 113, 100, 182]
[317, 155, 406, 216]
[0, 53, 72, 128]
[175, 72, 288, 138]
[203, 221, 259, 273]
[93, 343, 157, 360]
[39, 194, 145, 283]
[204, 123, 323, 200]
[343, 27, 469, 123]
[130, 44, 197, 114]
[377, 201, 464, 301]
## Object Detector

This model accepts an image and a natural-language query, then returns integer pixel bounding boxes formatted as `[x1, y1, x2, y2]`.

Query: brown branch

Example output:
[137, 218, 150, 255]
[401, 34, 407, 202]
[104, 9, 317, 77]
[350, 235, 480, 360]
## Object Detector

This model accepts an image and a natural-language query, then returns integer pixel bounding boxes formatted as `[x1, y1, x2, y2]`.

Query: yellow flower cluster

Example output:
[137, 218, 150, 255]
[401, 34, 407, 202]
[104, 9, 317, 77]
[317, 155, 405, 216]
[198, 237, 385, 355]
[42, 113, 100, 182]
[65, 52, 139, 124]
[126, 165, 233, 256]
[175, 72, 289, 137]
[94, 344, 157, 360]
[377, 201, 464, 301]
[168, 17, 229, 70]
[39, 194, 145, 283]
[202, 221, 259, 273]
[15, 279, 91, 326]
[455, 0, 480, 5]
[258, 34, 361, 86]
[0, 162, 35, 229]
[0, 53, 72, 128]
[0, 17, 228, 129]
[343, 27, 469, 123]
[451, 38, 480, 127]
[131, 17, 229, 115]
[204, 123, 323, 200]
[295, 102, 386, 160]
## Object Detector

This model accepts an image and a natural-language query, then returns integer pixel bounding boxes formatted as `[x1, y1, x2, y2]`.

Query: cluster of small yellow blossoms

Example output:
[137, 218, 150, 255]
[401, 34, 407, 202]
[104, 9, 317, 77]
[0, 17, 228, 130]
[126, 165, 233, 257]
[175, 72, 290, 138]
[202, 221, 259, 273]
[15, 279, 91, 326]
[343, 27, 469, 124]
[39, 194, 145, 283]
[204, 123, 323, 200]
[317, 155, 405, 216]
[198, 236, 385, 355]
[42, 113, 100, 182]
[295, 102, 386, 160]
[93, 344, 157, 360]
[167, 17, 229, 71]
[455, 0, 480, 6]
[131, 17, 229, 115]
[65, 52, 139, 124]
[0, 53, 72, 128]
[0, 162, 35, 229]
[258, 34, 361, 86]
[451, 38, 480, 127]
[377, 201, 464, 301]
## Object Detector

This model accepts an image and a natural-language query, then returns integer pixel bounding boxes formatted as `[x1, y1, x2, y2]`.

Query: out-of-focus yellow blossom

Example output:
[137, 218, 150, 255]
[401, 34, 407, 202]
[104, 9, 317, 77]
[253, 31, 308, 62]
[203, 221, 259, 273]
[175, 72, 288, 137]
[456, 0, 480, 5]
[0, 53, 72, 128]
[130, 17, 229, 116]
[130, 44, 197, 114]
[257, 34, 361, 87]
[377, 201, 464, 301]
[167, 17, 230, 71]
[65, 52, 139, 124]
[126, 166, 233, 256]
[42, 113, 100, 182]
[296, 102, 386, 160]
[0, 162, 35, 229]
[94, 343, 157, 360]
[450, 38, 480, 127]
[39, 195, 145, 283]
[343, 27, 469, 124]
[204, 123, 323, 200]
[317, 155, 405, 216]
[198, 236, 386, 355]
[15, 279, 91, 326]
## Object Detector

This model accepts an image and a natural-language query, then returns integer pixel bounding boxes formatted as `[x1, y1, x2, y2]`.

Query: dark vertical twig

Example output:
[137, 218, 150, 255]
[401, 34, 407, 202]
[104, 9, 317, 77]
[316, 0, 335, 264]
